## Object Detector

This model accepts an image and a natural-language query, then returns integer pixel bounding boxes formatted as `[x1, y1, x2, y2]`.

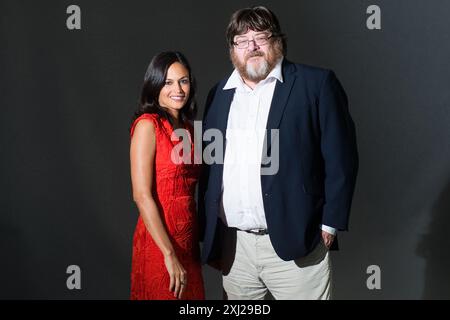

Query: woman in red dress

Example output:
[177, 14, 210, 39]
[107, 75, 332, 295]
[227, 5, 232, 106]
[129, 51, 204, 300]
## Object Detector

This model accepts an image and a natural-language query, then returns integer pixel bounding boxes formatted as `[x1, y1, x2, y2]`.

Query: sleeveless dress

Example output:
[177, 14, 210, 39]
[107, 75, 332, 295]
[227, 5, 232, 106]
[129, 113, 205, 300]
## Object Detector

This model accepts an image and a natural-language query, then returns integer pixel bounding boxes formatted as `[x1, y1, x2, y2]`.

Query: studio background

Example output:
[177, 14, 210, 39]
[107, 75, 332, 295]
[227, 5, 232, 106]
[1, 0, 449, 299]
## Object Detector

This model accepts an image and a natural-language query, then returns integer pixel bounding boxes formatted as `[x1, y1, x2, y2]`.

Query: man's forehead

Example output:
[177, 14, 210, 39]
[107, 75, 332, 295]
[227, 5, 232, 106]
[234, 29, 269, 38]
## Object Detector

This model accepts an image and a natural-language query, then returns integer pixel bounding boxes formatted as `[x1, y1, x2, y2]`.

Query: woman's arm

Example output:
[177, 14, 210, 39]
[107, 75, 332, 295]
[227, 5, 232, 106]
[130, 119, 187, 299]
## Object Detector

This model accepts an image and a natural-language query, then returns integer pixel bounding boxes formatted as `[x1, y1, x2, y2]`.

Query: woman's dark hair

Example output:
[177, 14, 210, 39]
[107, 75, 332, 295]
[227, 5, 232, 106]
[130, 51, 197, 131]
[226, 6, 287, 55]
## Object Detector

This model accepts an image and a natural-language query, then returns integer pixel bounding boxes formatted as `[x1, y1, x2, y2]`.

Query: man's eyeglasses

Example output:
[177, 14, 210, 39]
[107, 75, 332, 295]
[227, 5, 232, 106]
[233, 33, 273, 49]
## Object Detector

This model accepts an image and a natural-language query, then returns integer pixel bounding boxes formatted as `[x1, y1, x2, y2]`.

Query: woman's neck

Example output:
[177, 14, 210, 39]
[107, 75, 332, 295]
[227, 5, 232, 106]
[171, 115, 183, 129]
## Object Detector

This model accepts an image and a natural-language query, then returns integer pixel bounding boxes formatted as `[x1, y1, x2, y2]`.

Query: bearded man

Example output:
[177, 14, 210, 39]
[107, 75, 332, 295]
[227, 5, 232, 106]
[199, 6, 359, 300]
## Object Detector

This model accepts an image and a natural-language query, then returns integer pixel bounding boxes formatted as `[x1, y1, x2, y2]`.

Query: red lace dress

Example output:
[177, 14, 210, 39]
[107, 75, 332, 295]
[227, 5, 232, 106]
[129, 113, 205, 300]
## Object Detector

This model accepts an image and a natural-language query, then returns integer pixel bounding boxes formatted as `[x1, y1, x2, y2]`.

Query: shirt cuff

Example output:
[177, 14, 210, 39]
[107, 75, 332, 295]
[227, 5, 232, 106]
[320, 224, 337, 235]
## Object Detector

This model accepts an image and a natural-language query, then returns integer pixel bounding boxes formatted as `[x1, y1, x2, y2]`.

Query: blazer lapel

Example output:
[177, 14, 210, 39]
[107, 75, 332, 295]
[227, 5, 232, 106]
[265, 60, 296, 150]
[214, 88, 235, 138]
[207, 87, 235, 199]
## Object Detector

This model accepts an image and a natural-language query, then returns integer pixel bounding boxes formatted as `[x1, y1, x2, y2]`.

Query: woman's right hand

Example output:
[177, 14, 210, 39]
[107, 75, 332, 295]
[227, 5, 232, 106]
[164, 253, 187, 299]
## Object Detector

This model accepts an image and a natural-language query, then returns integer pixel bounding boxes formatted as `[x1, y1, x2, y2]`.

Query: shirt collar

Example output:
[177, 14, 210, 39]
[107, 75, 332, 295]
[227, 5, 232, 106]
[223, 57, 284, 91]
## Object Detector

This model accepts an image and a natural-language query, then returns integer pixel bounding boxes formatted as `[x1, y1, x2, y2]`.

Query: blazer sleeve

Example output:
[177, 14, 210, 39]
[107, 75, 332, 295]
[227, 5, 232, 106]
[318, 70, 359, 231]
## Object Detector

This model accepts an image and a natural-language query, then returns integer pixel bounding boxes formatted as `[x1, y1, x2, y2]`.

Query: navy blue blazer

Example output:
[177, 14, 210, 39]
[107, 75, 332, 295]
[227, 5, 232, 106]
[198, 60, 358, 263]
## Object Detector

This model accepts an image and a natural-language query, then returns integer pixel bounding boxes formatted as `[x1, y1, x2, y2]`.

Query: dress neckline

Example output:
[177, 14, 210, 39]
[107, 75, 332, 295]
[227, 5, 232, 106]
[158, 116, 193, 146]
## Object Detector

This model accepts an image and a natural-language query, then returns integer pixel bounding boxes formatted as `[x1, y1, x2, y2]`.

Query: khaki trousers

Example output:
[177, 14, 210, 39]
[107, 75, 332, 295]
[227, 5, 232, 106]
[221, 228, 333, 300]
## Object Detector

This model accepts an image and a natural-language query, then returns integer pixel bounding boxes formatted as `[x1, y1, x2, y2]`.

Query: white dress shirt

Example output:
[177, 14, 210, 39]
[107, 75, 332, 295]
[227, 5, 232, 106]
[220, 58, 336, 235]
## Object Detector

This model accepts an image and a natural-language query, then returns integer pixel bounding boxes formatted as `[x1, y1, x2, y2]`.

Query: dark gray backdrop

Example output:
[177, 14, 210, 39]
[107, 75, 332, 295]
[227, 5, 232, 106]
[1, 0, 449, 299]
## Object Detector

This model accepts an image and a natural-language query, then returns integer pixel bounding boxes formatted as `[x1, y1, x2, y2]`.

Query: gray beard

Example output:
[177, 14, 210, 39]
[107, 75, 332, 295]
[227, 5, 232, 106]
[230, 43, 283, 84]
[245, 59, 270, 82]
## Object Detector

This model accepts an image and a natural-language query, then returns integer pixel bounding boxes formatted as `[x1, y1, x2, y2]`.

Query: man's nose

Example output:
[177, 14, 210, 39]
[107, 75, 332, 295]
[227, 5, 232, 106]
[247, 39, 260, 51]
